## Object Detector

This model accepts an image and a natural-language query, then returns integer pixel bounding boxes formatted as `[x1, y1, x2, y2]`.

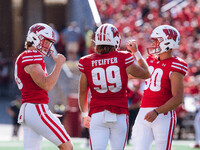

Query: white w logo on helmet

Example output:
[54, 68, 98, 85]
[147, 25, 180, 55]
[26, 23, 56, 57]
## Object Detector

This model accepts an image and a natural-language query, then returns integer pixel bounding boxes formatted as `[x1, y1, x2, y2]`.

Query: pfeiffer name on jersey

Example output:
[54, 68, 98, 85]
[92, 57, 118, 67]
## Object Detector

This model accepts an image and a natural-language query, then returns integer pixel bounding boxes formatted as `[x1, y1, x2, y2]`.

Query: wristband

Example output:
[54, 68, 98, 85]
[133, 51, 142, 60]
[153, 109, 159, 116]
[81, 112, 88, 117]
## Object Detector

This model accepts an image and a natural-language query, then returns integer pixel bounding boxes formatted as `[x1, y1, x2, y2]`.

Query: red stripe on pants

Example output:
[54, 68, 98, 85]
[35, 104, 68, 143]
[41, 104, 70, 141]
[123, 115, 129, 150]
[166, 110, 176, 150]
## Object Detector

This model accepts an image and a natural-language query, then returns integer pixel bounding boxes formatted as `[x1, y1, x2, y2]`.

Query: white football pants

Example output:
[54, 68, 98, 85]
[194, 110, 200, 144]
[22, 103, 71, 150]
[132, 108, 177, 150]
[89, 111, 129, 150]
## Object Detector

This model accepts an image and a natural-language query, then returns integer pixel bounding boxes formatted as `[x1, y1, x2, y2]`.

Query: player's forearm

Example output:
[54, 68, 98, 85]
[155, 72, 184, 114]
[26, 64, 61, 91]
[44, 64, 63, 91]
[132, 51, 150, 79]
[155, 95, 183, 114]
[137, 58, 150, 78]
[78, 98, 88, 113]
[78, 73, 89, 113]
[78, 90, 88, 113]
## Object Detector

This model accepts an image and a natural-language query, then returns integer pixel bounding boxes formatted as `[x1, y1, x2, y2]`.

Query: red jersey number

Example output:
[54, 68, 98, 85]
[92, 65, 122, 93]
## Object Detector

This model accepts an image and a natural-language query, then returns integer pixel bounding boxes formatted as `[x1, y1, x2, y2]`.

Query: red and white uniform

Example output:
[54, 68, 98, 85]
[141, 55, 187, 107]
[132, 55, 188, 150]
[79, 50, 134, 116]
[15, 50, 70, 149]
[78, 50, 134, 150]
[15, 50, 48, 104]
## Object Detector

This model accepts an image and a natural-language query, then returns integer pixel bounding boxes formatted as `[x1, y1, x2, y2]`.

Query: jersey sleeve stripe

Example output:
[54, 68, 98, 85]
[125, 56, 134, 61]
[78, 67, 84, 70]
[78, 63, 84, 70]
[171, 65, 187, 73]
[172, 62, 187, 69]
[78, 63, 83, 67]
[125, 59, 134, 64]
[22, 55, 43, 59]
[22, 58, 43, 63]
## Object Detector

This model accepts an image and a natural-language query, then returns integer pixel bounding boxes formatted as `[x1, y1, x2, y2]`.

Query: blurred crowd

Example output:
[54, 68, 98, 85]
[93, 0, 200, 106]
[0, 52, 13, 97]
[94, 0, 200, 101]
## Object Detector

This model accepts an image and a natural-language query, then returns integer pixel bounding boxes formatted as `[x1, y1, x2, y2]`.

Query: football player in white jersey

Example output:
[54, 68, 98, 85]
[15, 23, 73, 150]
[132, 25, 188, 150]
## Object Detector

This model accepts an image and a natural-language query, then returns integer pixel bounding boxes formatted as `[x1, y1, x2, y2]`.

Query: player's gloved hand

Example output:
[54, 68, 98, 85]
[82, 116, 91, 128]
[51, 53, 66, 66]
[144, 110, 158, 123]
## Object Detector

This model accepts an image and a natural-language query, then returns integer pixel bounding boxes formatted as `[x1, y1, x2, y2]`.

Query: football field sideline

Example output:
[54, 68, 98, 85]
[0, 124, 198, 150]
[0, 139, 198, 150]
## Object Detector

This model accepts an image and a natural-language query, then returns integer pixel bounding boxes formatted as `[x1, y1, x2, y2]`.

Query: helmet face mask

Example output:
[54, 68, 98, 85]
[38, 38, 54, 56]
[95, 23, 121, 50]
[26, 23, 56, 57]
[147, 37, 165, 55]
[147, 25, 180, 55]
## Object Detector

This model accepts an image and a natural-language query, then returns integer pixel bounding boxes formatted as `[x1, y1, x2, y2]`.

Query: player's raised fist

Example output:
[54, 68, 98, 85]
[51, 53, 66, 66]
[126, 39, 138, 53]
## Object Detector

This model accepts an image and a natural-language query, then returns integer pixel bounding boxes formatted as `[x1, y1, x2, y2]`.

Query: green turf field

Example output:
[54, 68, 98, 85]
[0, 139, 199, 150]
